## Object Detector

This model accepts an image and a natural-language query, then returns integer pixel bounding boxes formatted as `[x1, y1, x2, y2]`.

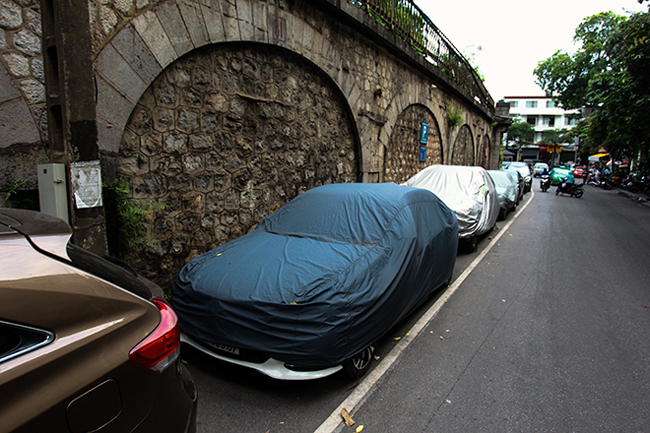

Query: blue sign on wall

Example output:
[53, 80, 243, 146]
[420, 122, 429, 144]
[420, 146, 427, 161]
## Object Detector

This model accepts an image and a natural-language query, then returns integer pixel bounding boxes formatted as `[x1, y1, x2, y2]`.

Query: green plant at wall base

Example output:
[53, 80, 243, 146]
[447, 105, 464, 129]
[3, 179, 26, 202]
[103, 180, 168, 250]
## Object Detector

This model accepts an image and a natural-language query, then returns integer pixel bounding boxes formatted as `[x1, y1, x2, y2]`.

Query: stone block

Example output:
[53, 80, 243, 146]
[111, 23, 163, 85]
[178, 0, 210, 48]
[157, 1, 193, 56]
[96, 43, 147, 105]
[132, 10, 176, 68]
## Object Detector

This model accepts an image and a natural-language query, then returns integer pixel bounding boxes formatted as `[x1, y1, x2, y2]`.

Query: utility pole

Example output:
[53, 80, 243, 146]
[41, 0, 107, 255]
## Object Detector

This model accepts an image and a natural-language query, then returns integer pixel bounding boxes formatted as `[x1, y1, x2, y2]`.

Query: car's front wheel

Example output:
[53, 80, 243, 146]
[342, 344, 375, 379]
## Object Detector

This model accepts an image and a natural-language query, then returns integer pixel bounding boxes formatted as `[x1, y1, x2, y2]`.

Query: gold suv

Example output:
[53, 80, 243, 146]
[0, 209, 197, 433]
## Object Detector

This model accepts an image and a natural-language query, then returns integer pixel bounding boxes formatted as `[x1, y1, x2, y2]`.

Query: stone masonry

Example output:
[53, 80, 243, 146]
[0, 0, 47, 195]
[115, 43, 358, 287]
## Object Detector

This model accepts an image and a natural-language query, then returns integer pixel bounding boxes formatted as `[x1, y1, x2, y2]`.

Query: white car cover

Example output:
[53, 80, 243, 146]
[405, 165, 500, 238]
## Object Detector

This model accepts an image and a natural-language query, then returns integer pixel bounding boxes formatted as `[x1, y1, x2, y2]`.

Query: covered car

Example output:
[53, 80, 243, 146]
[404, 165, 499, 252]
[508, 162, 533, 192]
[487, 170, 518, 220]
[172, 183, 458, 380]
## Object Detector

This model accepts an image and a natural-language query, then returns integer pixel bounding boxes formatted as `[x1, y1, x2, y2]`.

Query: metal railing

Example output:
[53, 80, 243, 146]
[350, 0, 494, 110]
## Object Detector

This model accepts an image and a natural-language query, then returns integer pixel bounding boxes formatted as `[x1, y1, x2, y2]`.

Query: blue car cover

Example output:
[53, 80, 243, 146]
[172, 182, 458, 369]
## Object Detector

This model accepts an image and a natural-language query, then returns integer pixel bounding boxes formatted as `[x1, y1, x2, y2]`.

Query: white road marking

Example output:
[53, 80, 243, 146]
[314, 187, 535, 433]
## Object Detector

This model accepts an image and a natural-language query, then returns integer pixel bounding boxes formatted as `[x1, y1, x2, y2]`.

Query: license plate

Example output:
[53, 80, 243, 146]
[200, 339, 240, 356]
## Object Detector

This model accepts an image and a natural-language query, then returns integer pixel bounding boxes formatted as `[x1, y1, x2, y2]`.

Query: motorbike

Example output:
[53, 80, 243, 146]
[540, 174, 551, 192]
[555, 177, 584, 198]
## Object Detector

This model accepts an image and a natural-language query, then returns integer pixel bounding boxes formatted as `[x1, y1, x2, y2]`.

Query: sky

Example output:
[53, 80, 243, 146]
[415, 0, 648, 101]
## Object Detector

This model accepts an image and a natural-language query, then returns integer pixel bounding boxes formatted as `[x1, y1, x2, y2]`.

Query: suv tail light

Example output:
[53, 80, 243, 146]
[129, 298, 180, 371]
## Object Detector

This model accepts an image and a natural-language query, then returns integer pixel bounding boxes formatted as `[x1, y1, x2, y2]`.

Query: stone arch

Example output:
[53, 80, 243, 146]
[451, 124, 475, 166]
[477, 134, 491, 169]
[114, 42, 359, 288]
[384, 104, 442, 183]
[93, 1, 366, 160]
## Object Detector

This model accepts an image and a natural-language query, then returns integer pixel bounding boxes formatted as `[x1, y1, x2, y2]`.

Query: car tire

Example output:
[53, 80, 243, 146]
[343, 344, 375, 379]
[459, 236, 478, 254]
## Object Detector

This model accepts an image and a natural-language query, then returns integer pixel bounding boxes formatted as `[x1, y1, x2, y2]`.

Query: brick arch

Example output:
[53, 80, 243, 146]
[384, 104, 442, 183]
[114, 42, 359, 288]
[451, 124, 475, 166]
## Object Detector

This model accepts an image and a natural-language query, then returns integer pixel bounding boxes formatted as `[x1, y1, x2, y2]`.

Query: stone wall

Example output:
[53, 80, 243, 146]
[0, 0, 47, 198]
[384, 104, 442, 183]
[112, 42, 358, 287]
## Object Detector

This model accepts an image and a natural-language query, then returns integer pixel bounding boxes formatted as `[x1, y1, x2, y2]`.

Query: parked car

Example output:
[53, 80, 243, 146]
[504, 169, 525, 203]
[405, 165, 499, 253]
[550, 167, 572, 185]
[572, 165, 585, 177]
[172, 183, 458, 380]
[507, 162, 533, 192]
[533, 162, 549, 177]
[487, 170, 518, 220]
[0, 209, 197, 433]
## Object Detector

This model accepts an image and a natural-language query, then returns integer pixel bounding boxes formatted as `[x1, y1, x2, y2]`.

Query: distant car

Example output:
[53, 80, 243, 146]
[533, 162, 549, 177]
[488, 170, 518, 220]
[173, 183, 458, 380]
[550, 167, 572, 185]
[501, 161, 511, 169]
[573, 166, 585, 177]
[405, 165, 499, 253]
[507, 162, 533, 192]
[0, 209, 197, 433]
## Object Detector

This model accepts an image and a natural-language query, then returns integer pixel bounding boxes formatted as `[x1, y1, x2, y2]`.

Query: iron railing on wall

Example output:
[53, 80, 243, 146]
[350, 0, 494, 110]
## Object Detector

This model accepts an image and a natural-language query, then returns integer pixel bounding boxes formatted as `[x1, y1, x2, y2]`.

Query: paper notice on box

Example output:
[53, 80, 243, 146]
[71, 160, 103, 209]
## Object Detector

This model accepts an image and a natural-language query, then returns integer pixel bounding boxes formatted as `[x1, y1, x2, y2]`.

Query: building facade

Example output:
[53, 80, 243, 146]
[503, 96, 580, 164]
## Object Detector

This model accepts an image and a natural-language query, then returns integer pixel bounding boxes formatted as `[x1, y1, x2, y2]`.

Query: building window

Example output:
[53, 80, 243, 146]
[527, 116, 537, 125]
[510, 101, 518, 108]
[546, 100, 556, 108]
[565, 117, 577, 126]
[546, 116, 555, 127]
[526, 101, 538, 108]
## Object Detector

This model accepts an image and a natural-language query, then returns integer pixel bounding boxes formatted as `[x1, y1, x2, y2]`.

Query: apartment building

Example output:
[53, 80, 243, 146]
[503, 96, 580, 163]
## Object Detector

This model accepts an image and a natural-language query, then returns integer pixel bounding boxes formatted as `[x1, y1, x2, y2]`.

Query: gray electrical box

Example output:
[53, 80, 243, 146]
[37, 164, 69, 223]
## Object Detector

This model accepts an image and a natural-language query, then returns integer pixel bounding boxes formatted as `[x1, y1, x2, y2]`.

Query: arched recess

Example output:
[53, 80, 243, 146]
[385, 104, 442, 183]
[477, 135, 491, 169]
[114, 42, 360, 288]
[450, 124, 475, 166]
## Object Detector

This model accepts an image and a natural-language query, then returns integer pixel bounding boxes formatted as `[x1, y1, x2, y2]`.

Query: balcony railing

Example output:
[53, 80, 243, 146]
[350, 0, 494, 110]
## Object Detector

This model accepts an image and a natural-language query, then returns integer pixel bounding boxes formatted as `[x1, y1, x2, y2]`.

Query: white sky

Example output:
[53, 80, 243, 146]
[415, 0, 648, 101]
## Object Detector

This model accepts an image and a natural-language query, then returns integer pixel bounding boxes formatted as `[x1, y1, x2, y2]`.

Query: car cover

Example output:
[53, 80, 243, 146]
[404, 165, 499, 238]
[487, 170, 517, 212]
[172, 183, 458, 369]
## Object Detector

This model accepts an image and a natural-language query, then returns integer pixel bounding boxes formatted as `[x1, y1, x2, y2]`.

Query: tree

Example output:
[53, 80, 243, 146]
[504, 119, 534, 150]
[534, 9, 650, 164]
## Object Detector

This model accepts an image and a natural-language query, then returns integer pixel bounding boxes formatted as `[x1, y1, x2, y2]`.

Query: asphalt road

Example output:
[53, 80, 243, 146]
[183, 184, 650, 433]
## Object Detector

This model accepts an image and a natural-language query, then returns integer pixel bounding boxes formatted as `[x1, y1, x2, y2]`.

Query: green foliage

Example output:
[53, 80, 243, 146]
[3, 179, 26, 203]
[447, 105, 464, 129]
[534, 9, 650, 162]
[2, 179, 39, 210]
[505, 119, 534, 148]
[103, 180, 167, 251]
[537, 128, 573, 146]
